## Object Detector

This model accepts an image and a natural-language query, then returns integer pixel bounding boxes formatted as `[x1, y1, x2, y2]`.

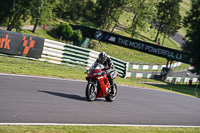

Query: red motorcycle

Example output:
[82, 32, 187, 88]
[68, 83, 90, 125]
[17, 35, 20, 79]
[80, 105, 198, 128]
[85, 63, 118, 102]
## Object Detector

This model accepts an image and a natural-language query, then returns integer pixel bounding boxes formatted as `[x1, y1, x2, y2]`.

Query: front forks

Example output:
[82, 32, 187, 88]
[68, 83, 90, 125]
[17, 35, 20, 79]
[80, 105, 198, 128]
[89, 79, 98, 95]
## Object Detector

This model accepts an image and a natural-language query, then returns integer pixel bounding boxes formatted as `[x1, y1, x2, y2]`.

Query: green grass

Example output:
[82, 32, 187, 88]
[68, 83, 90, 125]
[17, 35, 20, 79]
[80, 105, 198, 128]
[180, 0, 191, 17]
[127, 78, 200, 98]
[152, 84, 200, 98]
[1, 125, 200, 133]
[173, 63, 190, 71]
[0, 55, 86, 80]
[93, 42, 168, 64]
[21, 29, 60, 41]
[179, 0, 191, 37]
[127, 77, 164, 83]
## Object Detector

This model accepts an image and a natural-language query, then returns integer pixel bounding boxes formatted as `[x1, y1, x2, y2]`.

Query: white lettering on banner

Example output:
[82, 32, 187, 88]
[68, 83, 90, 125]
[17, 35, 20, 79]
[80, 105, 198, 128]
[118, 38, 129, 46]
[117, 38, 122, 44]
[116, 37, 184, 60]
[129, 41, 145, 50]
[144, 45, 183, 60]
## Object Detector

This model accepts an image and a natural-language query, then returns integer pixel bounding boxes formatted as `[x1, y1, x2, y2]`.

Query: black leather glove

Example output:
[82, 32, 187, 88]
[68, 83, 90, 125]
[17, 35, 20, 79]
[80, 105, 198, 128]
[102, 71, 106, 75]
[106, 70, 110, 74]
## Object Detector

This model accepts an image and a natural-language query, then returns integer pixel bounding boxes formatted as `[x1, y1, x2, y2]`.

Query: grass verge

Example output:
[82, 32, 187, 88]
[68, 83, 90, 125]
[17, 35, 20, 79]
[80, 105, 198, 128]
[0, 55, 86, 80]
[127, 78, 200, 98]
[1, 125, 200, 133]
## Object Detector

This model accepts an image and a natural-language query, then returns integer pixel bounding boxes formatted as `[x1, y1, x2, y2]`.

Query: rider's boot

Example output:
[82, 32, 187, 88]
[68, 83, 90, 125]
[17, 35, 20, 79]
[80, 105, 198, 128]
[108, 75, 114, 94]
[110, 85, 114, 94]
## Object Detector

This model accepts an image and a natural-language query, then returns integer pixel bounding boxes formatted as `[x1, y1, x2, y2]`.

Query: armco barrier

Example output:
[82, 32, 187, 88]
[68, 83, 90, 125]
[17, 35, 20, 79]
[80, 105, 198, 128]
[126, 72, 154, 79]
[40, 39, 129, 78]
[129, 62, 182, 70]
[40, 39, 90, 66]
[165, 77, 198, 84]
[126, 71, 198, 84]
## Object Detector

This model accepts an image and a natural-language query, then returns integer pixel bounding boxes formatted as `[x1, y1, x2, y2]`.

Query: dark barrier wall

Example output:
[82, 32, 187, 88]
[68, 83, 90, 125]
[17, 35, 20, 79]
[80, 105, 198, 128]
[0, 29, 44, 58]
[71, 25, 192, 64]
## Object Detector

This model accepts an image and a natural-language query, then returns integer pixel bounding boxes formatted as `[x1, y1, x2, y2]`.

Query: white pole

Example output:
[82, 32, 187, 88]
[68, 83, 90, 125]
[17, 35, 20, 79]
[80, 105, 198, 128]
[194, 74, 200, 96]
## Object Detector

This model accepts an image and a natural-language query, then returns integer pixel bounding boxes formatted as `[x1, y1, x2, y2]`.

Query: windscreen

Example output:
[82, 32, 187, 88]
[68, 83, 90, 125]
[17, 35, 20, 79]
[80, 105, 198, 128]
[90, 62, 104, 70]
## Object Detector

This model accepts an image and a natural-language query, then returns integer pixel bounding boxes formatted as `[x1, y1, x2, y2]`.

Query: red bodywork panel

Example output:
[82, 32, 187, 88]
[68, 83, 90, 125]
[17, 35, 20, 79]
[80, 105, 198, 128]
[86, 69, 110, 98]
[96, 76, 109, 97]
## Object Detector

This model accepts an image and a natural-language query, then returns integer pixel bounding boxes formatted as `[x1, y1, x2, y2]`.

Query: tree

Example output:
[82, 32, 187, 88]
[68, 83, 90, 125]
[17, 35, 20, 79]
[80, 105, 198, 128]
[154, 0, 182, 43]
[94, 0, 128, 30]
[0, 0, 14, 25]
[31, 0, 45, 33]
[55, 0, 70, 18]
[111, 8, 124, 32]
[82, 0, 96, 23]
[0, 0, 31, 31]
[31, 0, 59, 33]
[129, 0, 157, 38]
[183, 0, 200, 74]
[55, 0, 89, 20]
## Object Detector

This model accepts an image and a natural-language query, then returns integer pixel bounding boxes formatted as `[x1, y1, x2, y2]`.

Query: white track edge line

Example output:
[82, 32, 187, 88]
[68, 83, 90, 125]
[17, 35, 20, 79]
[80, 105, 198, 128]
[0, 123, 200, 127]
[0, 73, 86, 82]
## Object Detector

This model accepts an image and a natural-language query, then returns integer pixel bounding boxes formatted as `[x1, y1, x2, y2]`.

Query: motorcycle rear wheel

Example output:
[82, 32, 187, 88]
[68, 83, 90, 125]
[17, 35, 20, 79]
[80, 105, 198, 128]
[85, 82, 97, 101]
[105, 83, 117, 102]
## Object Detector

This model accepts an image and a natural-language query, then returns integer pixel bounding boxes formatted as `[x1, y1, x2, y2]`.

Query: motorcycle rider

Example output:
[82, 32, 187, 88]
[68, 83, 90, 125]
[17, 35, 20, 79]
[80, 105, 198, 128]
[95, 52, 115, 94]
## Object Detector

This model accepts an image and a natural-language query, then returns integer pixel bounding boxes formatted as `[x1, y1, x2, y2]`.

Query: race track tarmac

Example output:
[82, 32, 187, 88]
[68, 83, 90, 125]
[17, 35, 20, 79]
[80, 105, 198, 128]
[1, 74, 200, 126]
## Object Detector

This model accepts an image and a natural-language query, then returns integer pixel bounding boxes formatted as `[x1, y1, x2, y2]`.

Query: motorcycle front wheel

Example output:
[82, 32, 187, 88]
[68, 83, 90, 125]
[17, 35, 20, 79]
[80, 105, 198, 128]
[85, 82, 97, 101]
[105, 83, 117, 102]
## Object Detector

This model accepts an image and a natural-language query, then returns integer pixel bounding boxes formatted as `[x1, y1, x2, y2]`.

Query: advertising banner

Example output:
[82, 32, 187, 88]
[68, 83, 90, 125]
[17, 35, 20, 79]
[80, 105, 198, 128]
[71, 25, 192, 64]
[0, 29, 44, 58]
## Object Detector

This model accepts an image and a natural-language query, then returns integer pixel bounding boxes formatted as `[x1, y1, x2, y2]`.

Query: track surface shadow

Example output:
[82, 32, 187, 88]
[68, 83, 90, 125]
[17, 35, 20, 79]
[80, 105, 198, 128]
[38, 90, 86, 101]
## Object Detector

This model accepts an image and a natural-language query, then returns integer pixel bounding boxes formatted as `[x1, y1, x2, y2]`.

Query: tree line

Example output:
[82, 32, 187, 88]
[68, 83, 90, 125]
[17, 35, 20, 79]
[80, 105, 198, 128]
[0, 0, 182, 39]
[0, 0, 199, 74]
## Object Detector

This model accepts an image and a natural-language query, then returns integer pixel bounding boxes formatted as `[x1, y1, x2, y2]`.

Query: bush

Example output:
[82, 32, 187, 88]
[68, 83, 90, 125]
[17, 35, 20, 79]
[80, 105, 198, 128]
[55, 24, 83, 45]
[72, 30, 82, 42]
[57, 24, 74, 40]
